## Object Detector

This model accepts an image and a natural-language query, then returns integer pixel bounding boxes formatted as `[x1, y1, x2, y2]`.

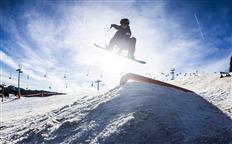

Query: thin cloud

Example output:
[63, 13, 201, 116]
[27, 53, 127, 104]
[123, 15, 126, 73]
[0, 51, 18, 69]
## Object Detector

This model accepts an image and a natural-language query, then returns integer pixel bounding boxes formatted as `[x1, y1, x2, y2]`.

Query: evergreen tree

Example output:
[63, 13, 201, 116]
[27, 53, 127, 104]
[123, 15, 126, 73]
[230, 56, 232, 72]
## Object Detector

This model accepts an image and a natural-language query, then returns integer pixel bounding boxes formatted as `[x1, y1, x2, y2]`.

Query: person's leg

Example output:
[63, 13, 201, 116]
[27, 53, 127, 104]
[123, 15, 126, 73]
[107, 31, 122, 50]
[117, 39, 127, 54]
[127, 37, 136, 58]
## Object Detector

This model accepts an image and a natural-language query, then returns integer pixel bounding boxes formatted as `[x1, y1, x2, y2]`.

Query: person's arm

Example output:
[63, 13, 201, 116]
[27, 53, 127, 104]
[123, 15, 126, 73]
[110, 24, 123, 31]
[125, 27, 131, 38]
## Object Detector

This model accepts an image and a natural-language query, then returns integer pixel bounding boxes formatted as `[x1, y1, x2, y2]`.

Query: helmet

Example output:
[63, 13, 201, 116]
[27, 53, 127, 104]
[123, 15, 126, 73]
[120, 18, 130, 25]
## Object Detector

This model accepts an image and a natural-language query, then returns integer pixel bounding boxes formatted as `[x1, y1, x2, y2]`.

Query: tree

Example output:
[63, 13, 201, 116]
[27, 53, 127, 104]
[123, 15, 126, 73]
[230, 56, 232, 72]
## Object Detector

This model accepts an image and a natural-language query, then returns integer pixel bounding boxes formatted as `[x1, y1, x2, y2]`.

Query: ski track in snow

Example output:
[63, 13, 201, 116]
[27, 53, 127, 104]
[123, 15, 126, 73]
[1, 73, 232, 144]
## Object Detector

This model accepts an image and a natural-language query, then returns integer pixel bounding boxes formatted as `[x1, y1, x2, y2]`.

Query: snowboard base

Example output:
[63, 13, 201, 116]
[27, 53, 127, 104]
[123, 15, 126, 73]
[93, 43, 146, 64]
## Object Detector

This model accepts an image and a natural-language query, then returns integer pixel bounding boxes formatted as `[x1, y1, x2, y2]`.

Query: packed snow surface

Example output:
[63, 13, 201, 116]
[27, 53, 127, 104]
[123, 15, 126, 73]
[1, 74, 232, 144]
[170, 73, 232, 118]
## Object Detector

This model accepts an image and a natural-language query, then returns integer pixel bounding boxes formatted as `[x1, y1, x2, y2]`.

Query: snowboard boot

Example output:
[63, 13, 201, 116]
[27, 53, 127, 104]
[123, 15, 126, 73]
[117, 49, 123, 55]
[106, 44, 113, 51]
[106, 43, 114, 51]
[127, 54, 135, 59]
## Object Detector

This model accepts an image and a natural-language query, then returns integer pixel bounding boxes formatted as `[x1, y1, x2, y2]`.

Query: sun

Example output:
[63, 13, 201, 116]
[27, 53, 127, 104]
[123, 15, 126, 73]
[98, 51, 127, 77]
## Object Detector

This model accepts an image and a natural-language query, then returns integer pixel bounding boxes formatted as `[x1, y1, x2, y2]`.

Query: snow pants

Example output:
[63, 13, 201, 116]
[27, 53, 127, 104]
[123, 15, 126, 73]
[108, 31, 136, 57]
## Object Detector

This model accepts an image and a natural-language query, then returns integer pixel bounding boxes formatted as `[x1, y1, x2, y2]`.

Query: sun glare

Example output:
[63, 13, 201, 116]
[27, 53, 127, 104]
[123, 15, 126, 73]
[98, 51, 127, 77]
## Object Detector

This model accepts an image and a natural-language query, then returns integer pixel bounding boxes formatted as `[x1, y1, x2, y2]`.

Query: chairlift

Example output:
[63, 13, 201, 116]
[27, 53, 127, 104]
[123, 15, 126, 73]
[63, 70, 67, 79]
[86, 69, 89, 76]
[44, 72, 47, 77]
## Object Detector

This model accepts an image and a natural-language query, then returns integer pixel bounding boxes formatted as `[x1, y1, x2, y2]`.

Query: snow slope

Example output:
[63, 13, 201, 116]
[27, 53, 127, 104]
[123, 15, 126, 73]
[170, 73, 232, 118]
[1, 91, 103, 121]
[1, 74, 232, 144]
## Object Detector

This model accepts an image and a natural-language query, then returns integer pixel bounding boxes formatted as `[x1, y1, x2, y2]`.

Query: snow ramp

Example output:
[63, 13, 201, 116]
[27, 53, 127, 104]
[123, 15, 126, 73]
[1, 78, 232, 143]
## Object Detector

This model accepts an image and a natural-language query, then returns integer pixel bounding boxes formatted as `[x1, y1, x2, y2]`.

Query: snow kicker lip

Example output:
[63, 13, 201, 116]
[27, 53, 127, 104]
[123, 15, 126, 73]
[120, 73, 193, 93]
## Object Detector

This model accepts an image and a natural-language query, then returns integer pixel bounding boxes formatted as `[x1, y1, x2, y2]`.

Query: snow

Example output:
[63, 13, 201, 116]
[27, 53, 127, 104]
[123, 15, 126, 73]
[169, 72, 232, 118]
[1, 73, 232, 143]
[1, 91, 104, 121]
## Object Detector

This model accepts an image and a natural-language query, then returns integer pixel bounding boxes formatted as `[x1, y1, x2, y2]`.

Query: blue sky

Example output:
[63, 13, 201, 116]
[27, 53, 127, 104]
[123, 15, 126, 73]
[0, 0, 231, 92]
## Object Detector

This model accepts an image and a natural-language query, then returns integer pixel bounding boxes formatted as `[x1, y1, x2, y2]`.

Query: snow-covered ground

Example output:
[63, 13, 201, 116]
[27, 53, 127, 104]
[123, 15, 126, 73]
[1, 92, 92, 121]
[1, 73, 232, 144]
[170, 72, 232, 118]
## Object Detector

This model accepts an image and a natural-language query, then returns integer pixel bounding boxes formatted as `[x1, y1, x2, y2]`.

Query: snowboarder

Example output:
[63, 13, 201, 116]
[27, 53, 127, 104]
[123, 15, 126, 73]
[106, 18, 136, 59]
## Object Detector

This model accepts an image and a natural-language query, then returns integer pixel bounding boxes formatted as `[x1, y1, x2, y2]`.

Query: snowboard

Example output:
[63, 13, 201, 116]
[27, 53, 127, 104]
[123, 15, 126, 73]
[93, 43, 146, 64]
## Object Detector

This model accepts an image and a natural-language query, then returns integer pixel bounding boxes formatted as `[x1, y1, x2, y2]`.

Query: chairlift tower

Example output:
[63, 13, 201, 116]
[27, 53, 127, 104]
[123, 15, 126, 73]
[16, 64, 23, 98]
[170, 68, 175, 80]
[95, 79, 102, 91]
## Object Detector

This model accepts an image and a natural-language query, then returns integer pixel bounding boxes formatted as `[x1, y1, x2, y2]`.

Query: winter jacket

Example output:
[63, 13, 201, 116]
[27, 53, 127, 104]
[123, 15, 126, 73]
[111, 24, 131, 39]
